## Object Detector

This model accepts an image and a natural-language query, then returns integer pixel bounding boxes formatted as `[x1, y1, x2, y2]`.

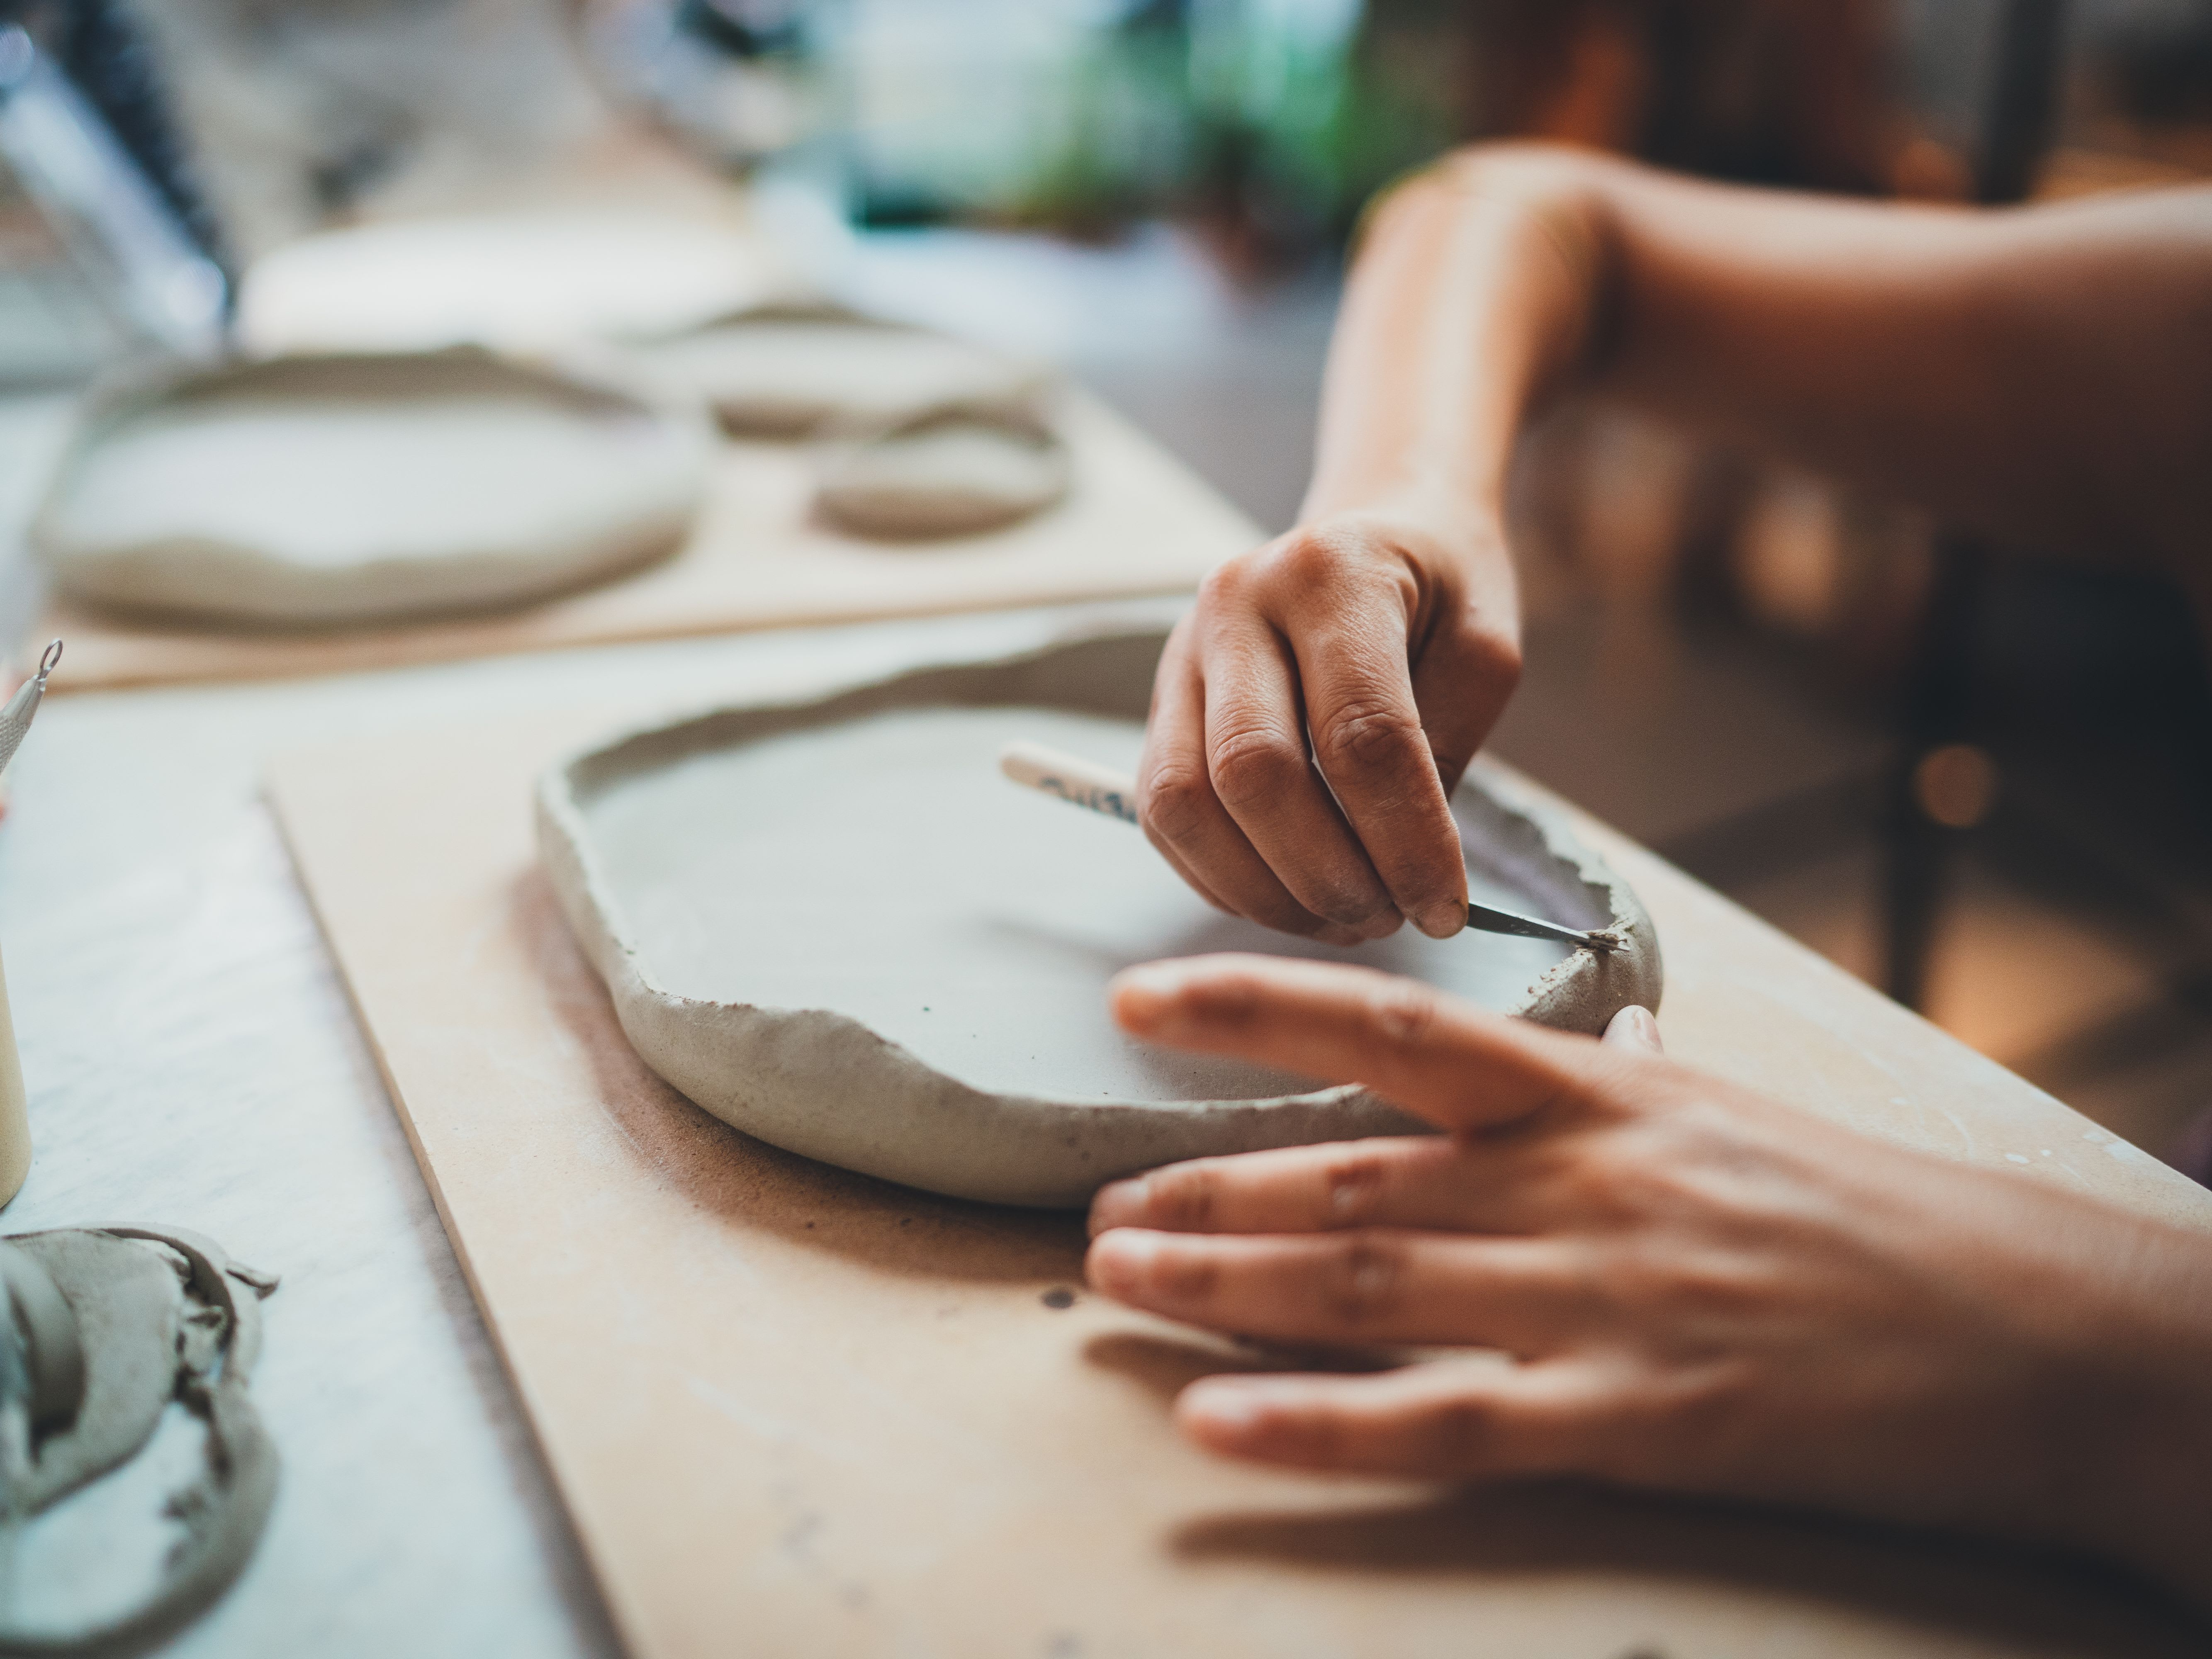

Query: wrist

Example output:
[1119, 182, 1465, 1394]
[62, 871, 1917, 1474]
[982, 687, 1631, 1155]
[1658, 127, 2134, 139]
[1294, 489, 1504, 573]
[2032, 1220, 2212, 1608]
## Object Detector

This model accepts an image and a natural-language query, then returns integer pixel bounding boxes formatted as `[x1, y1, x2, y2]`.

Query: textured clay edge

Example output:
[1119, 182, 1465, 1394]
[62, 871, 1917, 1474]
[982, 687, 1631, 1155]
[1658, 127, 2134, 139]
[27, 347, 717, 629]
[534, 628, 1662, 1208]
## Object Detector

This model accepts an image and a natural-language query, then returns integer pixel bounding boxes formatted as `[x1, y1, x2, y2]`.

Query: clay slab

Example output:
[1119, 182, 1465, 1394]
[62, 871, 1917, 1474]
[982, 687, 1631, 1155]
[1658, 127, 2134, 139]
[236, 209, 786, 356]
[32, 350, 715, 628]
[537, 632, 1662, 1206]
[816, 406, 1073, 539]
[626, 307, 1047, 438]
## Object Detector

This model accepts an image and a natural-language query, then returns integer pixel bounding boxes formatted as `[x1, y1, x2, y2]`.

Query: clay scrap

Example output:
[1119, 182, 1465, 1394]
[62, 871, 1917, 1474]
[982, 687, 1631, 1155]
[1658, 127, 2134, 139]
[0, 1226, 277, 1657]
[31, 349, 714, 628]
[537, 630, 1662, 1207]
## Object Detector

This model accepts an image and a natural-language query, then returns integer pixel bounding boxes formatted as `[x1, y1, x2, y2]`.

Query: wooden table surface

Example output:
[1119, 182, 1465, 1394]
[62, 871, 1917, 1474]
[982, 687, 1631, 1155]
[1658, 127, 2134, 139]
[252, 622, 2212, 1659]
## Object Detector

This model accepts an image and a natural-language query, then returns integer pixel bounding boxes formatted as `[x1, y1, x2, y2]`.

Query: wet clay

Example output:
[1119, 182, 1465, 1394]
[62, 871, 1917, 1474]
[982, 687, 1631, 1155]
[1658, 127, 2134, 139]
[32, 350, 713, 628]
[0, 1227, 278, 1657]
[537, 631, 1662, 1207]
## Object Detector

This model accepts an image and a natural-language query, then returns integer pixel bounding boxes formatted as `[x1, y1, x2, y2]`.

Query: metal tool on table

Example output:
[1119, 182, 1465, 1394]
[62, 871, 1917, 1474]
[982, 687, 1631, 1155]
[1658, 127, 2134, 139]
[999, 738, 1623, 953]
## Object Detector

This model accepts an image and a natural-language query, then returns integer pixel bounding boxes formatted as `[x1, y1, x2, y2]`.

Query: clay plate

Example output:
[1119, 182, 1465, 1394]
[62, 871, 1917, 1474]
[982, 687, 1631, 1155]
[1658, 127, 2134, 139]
[536, 631, 1662, 1207]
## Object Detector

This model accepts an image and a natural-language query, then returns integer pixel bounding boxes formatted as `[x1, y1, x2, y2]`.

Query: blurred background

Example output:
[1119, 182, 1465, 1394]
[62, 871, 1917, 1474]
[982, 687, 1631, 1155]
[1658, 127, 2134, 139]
[5, 0, 2212, 1165]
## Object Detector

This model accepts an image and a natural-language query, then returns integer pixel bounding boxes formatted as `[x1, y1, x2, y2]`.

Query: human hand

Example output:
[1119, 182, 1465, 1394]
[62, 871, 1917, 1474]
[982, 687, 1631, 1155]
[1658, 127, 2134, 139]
[1135, 511, 1521, 946]
[1085, 955, 2212, 1603]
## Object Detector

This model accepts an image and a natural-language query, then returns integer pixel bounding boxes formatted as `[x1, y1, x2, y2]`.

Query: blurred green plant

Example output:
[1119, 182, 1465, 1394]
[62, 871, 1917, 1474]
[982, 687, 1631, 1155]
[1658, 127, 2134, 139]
[835, 0, 1458, 260]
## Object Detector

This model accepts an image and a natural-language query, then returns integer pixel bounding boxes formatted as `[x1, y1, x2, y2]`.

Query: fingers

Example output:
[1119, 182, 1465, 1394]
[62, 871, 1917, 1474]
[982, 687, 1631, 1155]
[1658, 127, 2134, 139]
[1269, 559, 1468, 939]
[1197, 614, 1400, 935]
[1137, 627, 1352, 942]
[1604, 1005, 1662, 1053]
[1407, 607, 1521, 798]
[1086, 1227, 1574, 1350]
[1111, 954, 1597, 1132]
[1175, 1356, 1607, 1478]
[1139, 521, 1517, 946]
[1089, 1135, 1543, 1239]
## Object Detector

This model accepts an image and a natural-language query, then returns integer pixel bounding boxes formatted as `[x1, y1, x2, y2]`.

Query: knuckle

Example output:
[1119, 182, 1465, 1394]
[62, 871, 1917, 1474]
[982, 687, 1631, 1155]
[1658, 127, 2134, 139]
[1422, 1394, 1503, 1473]
[1312, 698, 1426, 783]
[1150, 1245, 1220, 1305]
[1206, 726, 1308, 814]
[1369, 980, 1441, 1051]
[1195, 555, 1255, 610]
[1269, 532, 1355, 592]
[1318, 1148, 1394, 1227]
[1141, 1163, 1219, 1232]
[1552, 1135, 1669, 1224]
[1325, 1236, 1407, 1327]
[1139, 761, 1214, 846]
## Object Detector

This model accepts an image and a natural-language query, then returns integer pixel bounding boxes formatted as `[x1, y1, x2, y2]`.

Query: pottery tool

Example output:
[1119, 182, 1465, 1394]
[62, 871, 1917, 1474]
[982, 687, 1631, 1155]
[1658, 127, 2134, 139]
[1000, 739, 1621, 953]
[0, 640, 62, 777]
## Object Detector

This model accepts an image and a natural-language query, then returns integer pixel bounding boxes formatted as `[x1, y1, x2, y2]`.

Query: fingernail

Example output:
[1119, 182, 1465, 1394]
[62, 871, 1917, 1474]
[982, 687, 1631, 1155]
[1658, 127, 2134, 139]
[1089, 1176, 1149, 1235]
[1180, 1381, 1261, 1435]
[1604, 1005, 1663, 1053]
[1085, 1230, 1157, 1297]
[1110, 963, 1188, 1035]
[1415, 900, 1466, 940]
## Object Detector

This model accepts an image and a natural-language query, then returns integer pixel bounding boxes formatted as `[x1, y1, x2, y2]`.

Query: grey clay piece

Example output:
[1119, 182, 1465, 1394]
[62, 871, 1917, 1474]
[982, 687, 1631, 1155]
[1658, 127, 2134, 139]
[31, 349, 713, 628]
[0, 1227, 279, 1658]
[536, 631, 1662, 1209]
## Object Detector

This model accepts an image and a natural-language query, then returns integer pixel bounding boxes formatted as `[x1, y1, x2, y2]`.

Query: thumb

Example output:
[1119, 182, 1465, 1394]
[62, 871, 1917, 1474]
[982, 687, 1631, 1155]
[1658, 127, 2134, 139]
[1603, 1005, 1663, 1054]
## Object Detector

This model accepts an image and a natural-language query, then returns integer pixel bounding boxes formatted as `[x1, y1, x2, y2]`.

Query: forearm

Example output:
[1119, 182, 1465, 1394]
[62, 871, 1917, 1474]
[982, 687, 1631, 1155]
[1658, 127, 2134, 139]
[1302, 151, 1605, 549]
[1580, 153, 2212, 567]
[1324, 142, 2212, 572]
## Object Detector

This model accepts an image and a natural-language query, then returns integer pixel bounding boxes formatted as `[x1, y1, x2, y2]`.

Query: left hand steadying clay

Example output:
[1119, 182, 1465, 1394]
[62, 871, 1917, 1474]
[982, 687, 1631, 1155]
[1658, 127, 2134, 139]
[1085, 955, 2212, 1609]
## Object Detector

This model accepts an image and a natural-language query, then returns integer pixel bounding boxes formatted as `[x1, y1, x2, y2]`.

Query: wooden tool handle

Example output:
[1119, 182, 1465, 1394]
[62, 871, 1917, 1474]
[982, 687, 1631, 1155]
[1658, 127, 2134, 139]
[999, 741, 1139, 825]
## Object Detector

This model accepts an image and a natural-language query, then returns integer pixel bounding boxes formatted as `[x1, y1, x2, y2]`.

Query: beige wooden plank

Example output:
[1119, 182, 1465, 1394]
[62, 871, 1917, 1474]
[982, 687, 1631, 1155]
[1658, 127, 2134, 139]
[267, 702, 2210, 1659]
[41, 392, 1248, 691]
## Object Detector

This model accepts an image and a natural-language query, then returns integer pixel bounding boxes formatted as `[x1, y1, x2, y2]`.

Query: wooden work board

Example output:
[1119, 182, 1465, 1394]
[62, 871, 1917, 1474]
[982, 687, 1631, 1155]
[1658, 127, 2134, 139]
[267, 693, 2212, 1659]
[38, 391, 1247, 691]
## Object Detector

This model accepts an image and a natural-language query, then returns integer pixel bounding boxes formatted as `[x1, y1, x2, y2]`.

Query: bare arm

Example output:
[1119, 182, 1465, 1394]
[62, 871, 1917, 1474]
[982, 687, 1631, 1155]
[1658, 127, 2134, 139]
[1143, 144, 2212, 939]
[1570, 152, 2212, 565]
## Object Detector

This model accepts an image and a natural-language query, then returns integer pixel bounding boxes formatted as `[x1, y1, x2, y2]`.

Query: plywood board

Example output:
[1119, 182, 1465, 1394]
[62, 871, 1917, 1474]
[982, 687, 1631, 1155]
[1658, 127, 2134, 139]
[268, 699, 2212, 1659]
[39, 392, 1249, 691]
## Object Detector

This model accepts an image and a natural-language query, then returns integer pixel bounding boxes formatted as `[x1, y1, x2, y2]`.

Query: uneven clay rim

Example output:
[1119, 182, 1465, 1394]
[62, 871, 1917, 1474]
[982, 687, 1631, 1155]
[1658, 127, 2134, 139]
[536, 629, 1662, 1207]
[29, 347, 715, 630]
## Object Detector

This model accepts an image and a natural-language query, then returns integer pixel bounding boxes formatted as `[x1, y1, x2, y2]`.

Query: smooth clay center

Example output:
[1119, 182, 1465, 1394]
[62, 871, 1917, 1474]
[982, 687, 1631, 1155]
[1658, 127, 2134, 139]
[581, 705, 1570, 1104]
[50, 397, 686, 570]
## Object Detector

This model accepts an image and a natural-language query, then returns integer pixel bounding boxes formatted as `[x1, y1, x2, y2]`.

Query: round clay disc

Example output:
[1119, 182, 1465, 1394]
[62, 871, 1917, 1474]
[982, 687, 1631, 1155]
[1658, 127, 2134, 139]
[815, 407, 1071, 539]
[236, 209, 783, 355]
[31, 349, 715, 628]
[626, 307, 1047, 438]
[538, 630, 1664, 1209]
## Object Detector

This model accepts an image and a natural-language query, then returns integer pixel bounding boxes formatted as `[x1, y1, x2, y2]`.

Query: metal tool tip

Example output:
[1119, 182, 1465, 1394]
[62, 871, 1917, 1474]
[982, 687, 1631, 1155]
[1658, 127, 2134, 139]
[36, 638, 61, 677]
